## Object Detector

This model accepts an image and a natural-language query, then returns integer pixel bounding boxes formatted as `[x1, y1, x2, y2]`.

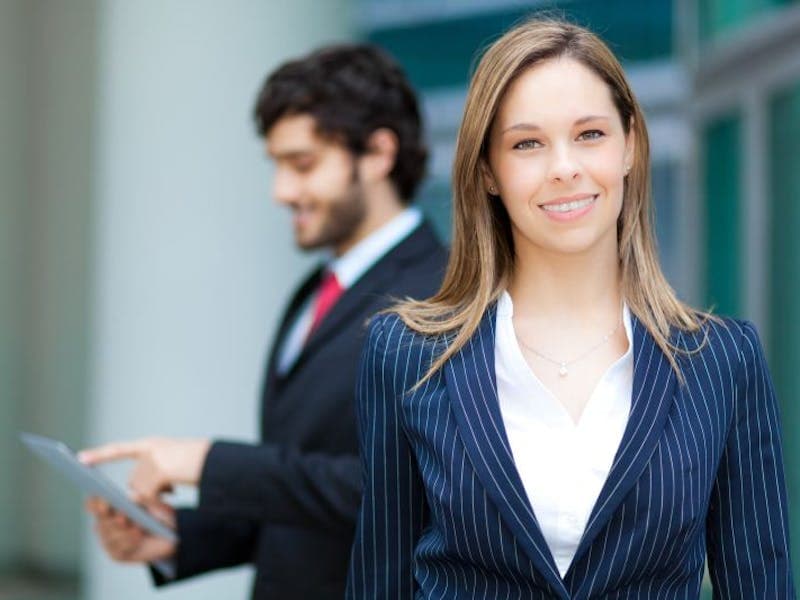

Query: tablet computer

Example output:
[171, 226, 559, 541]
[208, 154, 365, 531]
[20, 432, 178, 543]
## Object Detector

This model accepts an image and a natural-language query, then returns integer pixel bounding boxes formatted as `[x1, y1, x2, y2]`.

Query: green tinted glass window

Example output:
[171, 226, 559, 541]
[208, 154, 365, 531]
[769, 78, 800, 584]
[702, 114, 742, 316]
[367, 0, 673, 91]
[699, 0, 799, 40]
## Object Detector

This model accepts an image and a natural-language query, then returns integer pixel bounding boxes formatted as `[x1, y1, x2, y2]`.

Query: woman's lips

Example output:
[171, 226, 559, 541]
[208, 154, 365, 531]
[538, 194, 598, 222]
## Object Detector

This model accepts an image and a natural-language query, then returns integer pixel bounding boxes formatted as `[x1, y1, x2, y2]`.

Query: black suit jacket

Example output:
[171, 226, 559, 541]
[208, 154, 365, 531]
[157, 221, 446, 599]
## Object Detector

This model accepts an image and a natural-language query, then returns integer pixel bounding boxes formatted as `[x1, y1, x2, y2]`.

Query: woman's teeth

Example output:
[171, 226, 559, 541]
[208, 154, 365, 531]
[541, 195, 596, 213]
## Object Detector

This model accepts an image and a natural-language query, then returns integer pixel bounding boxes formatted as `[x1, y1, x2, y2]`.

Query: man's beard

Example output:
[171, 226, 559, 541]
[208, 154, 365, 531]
[300, 180, 366, 251]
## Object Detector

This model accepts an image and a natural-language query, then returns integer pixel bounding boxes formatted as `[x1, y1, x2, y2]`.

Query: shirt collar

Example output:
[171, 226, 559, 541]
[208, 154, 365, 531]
[497, 290, 634, 354]
[327, 207, 422, 289]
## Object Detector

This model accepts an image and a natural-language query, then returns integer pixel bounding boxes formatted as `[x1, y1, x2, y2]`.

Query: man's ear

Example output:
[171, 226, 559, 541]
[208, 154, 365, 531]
[357, 128, 399, 184]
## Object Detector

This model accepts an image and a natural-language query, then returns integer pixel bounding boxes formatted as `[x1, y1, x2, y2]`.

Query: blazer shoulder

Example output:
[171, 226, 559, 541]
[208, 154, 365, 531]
[676, 314, 766, 376]
[367, 312, 454, 401]
[366, 312, 448, 371]
[701, 315, 761, 351]
[718, 317, 768, 374]
[367, 312, 438, 350]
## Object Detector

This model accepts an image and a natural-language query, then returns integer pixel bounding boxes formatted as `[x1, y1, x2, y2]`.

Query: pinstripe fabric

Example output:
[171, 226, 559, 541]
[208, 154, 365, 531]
[346, 305, 795, 599]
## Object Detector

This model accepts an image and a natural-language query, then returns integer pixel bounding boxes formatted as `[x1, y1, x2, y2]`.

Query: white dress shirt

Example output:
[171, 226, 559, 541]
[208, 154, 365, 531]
[276, 207, 422, 375]
[494, 291, 633, 577]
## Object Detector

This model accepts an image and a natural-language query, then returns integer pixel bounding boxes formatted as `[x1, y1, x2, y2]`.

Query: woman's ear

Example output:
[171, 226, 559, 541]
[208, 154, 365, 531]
[357, 128, 399, 184]
[480, 159, 498, 195]
[623, 117, 636, 174]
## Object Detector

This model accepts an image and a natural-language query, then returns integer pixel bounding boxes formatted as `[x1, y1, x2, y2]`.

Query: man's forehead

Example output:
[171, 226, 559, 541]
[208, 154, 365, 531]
[265, 114, 316, 153]
[265, 114, 346, 158]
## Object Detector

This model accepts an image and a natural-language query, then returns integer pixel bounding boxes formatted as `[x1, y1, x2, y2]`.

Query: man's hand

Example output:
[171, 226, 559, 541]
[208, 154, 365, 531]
[79, 437, 211, 502]
[85, 497, 177, 563]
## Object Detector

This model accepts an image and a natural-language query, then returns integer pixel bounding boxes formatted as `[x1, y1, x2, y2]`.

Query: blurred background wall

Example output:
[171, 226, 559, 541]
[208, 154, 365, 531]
[1, 1, 798, 599]
[1, 1, 351, 599]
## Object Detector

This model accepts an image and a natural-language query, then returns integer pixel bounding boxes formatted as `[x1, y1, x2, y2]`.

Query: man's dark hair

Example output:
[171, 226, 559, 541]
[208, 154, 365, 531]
[253, 43, 427, 203]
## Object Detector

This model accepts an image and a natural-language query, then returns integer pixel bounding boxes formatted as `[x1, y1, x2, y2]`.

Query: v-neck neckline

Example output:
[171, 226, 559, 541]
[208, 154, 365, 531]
[496, 291, 633, 429]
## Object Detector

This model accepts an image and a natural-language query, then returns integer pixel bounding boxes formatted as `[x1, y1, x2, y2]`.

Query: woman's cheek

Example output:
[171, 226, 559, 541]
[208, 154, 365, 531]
[501, 164, 546, 201]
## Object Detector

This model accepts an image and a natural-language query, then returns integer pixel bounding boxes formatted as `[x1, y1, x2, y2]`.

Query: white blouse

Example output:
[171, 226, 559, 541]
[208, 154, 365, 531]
[494, 291, 633, 577]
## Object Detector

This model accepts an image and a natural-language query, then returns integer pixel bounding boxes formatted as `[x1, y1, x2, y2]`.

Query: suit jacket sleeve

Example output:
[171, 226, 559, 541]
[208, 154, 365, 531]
[346, 316, 428, 599]
[706, 321, 795, 598]
[151, 508, 258, 585]
[195, 438, 361, 537]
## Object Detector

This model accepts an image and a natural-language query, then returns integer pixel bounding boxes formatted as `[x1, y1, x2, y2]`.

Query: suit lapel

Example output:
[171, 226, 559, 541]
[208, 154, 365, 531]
[445, 306, 570, 599]
[301, 260, 396, 357]
[264, 266, 323, 386]
[289, 222, 440, 375]
[568, 314, 677, 573]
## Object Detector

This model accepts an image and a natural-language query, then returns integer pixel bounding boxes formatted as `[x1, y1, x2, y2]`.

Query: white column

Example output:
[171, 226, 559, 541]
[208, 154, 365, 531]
[0, 0, 29, 568]
[87, 1, 352, 599]
[21, 0, 97, 574]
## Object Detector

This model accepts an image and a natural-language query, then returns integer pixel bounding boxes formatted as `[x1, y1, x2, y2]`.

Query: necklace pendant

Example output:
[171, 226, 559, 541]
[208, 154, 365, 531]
[558, 363, 568, 377]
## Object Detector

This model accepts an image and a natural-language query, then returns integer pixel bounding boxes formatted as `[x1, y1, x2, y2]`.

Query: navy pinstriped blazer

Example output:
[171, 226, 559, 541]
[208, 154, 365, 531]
[346, 304, 794, 599]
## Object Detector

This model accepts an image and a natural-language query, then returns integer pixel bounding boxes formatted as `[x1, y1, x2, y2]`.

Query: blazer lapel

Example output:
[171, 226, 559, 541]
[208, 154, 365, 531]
[568, 314, 677, 573]
[445, 306, 570, 600]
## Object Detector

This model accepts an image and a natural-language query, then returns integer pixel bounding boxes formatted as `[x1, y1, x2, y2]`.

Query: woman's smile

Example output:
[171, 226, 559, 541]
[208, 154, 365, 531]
[538, 193, 598, 222]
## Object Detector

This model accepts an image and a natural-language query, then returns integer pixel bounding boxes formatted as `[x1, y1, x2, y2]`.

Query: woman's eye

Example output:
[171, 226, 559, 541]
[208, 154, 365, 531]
[513, 139, 542, 150]
[578, 129, 605, 141]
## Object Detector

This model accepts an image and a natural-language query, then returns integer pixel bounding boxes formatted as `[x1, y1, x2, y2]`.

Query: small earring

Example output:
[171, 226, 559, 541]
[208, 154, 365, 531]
[488, 186, 497, 195]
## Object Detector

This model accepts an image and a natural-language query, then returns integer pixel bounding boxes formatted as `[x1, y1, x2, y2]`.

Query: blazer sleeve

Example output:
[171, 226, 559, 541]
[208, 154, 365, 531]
[706, 321, 795, 598]
[346, 316, 428, 599]
[195, 438, 361, 537]
[151, 508, 258, 585]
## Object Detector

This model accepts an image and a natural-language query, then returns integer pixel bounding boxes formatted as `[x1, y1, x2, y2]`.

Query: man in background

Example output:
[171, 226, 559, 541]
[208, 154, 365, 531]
[82, 43, 446, 599]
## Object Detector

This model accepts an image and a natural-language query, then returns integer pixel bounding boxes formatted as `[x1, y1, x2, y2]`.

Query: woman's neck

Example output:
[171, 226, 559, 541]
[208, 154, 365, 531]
[508, 238, 622, 327]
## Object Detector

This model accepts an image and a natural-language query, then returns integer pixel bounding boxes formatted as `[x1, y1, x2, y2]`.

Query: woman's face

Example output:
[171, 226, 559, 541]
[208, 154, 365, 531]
[485, 56, 634, 259]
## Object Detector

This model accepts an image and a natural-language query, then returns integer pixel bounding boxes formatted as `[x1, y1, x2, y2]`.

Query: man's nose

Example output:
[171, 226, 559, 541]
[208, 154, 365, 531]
[273, 169, 302, 205]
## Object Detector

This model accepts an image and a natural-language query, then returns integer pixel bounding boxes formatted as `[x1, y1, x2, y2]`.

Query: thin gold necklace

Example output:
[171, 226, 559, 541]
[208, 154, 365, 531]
[514, 316, 623, 377]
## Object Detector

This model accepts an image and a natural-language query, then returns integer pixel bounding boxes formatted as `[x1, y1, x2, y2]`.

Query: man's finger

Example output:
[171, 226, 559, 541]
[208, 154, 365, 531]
[128, 461, 173, 502]
[98, 511, 139, 534]
[113, 511, 132, 527]
[140, 497, 176, 529]
[86, 497, 112, 517]
[78, 441, 147, 465]
[96, 519, 143, 560]
[85, 497, 101, 514]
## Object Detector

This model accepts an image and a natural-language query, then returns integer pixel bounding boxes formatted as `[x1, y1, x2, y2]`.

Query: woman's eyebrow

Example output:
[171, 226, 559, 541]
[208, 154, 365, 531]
[574, 114, 611, 125]
[501, 122, 541, 135]
[501, 114, 611, 135]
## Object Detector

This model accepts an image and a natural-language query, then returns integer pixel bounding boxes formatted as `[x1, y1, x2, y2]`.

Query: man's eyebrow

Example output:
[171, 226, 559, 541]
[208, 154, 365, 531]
[501, 114, 611, 135]
[267, 149, 315, 160]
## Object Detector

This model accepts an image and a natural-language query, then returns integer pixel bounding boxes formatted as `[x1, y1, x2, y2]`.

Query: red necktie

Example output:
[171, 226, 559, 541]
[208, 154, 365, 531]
[307, 271, 344, 339]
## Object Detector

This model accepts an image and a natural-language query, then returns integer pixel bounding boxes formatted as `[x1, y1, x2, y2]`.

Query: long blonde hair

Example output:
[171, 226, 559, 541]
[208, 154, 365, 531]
[395, 17, 708, 383]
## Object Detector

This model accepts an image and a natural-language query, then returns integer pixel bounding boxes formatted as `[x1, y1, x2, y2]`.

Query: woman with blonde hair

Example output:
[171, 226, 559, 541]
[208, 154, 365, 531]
[346, 17, 794, 599]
